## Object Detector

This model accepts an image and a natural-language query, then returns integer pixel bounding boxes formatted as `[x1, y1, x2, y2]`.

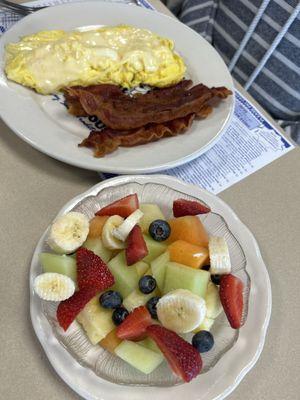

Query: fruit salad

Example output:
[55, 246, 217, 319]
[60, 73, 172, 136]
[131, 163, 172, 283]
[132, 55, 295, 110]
[34, 194, 245, 383]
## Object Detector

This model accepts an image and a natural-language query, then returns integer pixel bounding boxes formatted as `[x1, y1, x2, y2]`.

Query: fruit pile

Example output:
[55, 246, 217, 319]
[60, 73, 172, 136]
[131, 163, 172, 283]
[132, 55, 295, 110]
[34, 194, 245, 383]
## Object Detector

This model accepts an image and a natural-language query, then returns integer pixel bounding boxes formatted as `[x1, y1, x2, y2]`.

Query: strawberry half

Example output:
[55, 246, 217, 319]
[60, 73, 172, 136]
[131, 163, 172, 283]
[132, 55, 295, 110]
[173, 198, 211, 217]
[76, 247, 115, 291]
[116, 306, 152, 341]
[125, 225, 148, 266]
[57, 287, 96, 331]
[219, 274, 244, 329]
[147, 325, 202, 382]
[95, 194, 139, 218]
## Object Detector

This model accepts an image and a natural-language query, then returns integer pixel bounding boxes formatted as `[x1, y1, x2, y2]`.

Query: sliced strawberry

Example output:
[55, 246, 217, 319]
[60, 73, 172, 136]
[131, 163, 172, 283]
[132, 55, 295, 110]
[125, 225, 148, 266]
[116, 306, 152, 341]
[76, 247, 115, 291]
[95, 194, 139, 218]
[173, 198, 211, 217]
[219, 274, 244, 329]
[147, 325, 202, 382]
[57, 287, 96, 331]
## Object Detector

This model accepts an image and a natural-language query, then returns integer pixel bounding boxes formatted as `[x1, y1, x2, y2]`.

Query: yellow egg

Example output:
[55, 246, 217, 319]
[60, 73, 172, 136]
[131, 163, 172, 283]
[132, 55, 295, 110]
[5, 25, 186, 94]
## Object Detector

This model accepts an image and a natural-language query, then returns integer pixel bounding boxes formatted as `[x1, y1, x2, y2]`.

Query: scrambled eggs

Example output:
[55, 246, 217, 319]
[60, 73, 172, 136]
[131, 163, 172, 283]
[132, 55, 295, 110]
[5, 25, 186, 94]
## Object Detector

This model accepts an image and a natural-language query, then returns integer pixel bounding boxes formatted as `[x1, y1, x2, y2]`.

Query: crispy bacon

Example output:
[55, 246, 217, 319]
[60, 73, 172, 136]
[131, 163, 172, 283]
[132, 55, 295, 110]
[64, 81, 231, 130]
[79, 113, 196, 157]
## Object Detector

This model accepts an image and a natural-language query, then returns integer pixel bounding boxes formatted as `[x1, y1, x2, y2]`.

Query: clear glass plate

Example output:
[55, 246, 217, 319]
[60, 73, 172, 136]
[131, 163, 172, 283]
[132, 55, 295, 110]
[39, 180, 250, 387]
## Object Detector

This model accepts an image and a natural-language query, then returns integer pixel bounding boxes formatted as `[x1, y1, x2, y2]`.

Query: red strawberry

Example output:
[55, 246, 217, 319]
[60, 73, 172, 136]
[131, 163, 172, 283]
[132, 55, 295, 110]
[57, 287, 96, 331]
[116, 306, 152, 341]
[173, 198, 211, 217]
[147, 325, 202, 382]
[76, 247, 115, 291]
[220, 274, 244, 329]
[125, 225, 148, 266]
[95, 194, 139, 218]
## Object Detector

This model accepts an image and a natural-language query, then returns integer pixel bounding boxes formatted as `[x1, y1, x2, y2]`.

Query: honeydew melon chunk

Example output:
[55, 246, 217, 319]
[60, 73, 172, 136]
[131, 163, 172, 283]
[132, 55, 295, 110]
[115, 340, 164, 374]
[108, 251, 139, 298]
[123, 287, 159, 312]
[206, 281, 223, 319]
[139, 204, 166, 233]
[163, 262, 210, 298]
[77, 295, 114, 345]
[151, 251, 169, 292]
[138, 338, 162, 354]
[135, 261, 149, 277]
[40, 253, 77, 283]
[82, 237, 112, 262]
[143, 235, 167, 264]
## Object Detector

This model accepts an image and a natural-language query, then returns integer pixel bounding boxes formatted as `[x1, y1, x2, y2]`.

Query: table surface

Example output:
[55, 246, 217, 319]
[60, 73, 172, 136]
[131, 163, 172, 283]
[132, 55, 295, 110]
[0, 1, 299, 399]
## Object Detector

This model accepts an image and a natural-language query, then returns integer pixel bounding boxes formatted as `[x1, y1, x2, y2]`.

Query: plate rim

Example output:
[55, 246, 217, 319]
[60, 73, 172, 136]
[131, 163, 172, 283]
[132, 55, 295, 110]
[29, 174, 272, 400]
[0, 1, 234, 173]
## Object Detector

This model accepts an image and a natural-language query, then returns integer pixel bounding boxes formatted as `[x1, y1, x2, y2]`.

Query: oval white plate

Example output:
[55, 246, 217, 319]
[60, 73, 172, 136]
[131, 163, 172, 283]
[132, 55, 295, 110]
[0, 2, 234, 173]
[30, 175, 271, 400]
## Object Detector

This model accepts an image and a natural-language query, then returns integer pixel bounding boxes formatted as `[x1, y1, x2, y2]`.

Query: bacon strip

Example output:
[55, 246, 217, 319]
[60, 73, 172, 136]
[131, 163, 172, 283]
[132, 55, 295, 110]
[65, 81, 231, 130]
[79, 114, 196, 157]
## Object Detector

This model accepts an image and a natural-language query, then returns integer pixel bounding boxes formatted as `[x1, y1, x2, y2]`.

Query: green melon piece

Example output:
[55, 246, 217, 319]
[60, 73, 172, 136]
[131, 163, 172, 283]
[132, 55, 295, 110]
[77, 295, 114, 345]
[108, 251, 139, 298]
[115, 340, 163, 374]
[40, 253, 77, 283]
[143, 235, 167, 264]
[138, 338, 162, 354]
[151, 251, 169, 292]
[123, 287, 159, 312]
[135, 261, 149, 277]
[163, 262, 210, 298]
[139, 204, 166, 233]
[206, 281, 223, 319]
[82, 237, 112, 262]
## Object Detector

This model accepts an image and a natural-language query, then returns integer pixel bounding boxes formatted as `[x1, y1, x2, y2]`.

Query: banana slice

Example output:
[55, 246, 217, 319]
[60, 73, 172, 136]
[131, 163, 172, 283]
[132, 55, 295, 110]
[47, 212, 89, 254]
[113, 209, 144, 242]
[209, 236, 231, 275]
[157, 289, 206, 334]
[34, 272, 75, 301]
[102, 215, 126, 250]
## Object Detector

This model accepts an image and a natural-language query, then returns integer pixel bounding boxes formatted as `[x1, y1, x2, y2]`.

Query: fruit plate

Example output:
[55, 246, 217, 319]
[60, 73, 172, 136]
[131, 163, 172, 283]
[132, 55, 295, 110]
[30, 175, 271, 399]
[0, 1, 233, 174]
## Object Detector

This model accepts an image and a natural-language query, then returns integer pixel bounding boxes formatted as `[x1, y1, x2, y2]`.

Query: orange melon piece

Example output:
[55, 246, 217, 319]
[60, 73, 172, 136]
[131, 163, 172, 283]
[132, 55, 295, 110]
[100, 329, 122, 353]
[88, 216, 109, 238]
[168, 240, 209, 269]
[167, 216, 209, 247]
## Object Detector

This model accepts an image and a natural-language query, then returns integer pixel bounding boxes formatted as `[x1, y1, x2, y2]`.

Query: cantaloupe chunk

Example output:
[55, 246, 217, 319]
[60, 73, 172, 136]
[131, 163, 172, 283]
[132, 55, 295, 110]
[100, 329, 122, 353]
[167, 216, 209, 247]
[168, 240, 209, 269]
[88, 216, 109, 238]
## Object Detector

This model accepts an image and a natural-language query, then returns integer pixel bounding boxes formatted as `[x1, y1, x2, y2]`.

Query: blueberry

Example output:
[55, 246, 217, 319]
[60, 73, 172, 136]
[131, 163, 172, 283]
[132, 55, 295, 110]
[146, 296, 160, 319]
[139, 275, 157, 294]
[211, 275, 221, 285]
[202, 265, 210, 271]
[99, 290, 123, 309]
[149, 220, 171, 242]
[112, 307, 129, 326]
[192, 331, 214, 353]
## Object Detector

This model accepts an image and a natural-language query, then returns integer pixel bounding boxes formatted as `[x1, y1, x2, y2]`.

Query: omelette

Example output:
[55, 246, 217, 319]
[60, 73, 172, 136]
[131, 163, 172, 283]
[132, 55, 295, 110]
[5, 25, 186, 95]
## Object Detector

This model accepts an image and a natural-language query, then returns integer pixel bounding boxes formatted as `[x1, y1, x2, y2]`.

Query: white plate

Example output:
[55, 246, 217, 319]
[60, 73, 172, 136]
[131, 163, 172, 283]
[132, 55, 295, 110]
[30, 175, 271, 400]
[0, 2, 234, 173]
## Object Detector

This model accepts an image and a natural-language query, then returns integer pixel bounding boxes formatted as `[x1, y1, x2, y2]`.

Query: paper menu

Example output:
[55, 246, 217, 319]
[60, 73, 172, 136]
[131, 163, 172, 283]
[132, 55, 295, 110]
[160, 91, 294, 194]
